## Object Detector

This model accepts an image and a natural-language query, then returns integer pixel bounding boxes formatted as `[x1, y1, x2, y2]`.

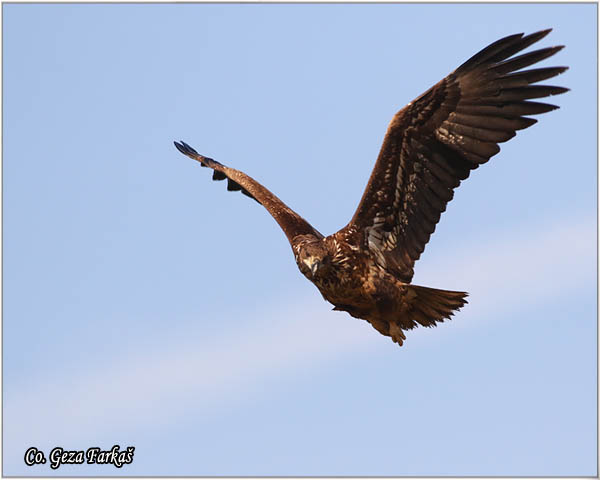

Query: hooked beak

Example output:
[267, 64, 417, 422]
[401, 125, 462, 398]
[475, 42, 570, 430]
[310, 260, 321, 277]
[303, 257, 321, 277]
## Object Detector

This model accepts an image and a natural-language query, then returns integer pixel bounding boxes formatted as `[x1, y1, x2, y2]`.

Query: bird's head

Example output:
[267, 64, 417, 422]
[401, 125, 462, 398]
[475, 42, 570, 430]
[295, 240, 333, 280]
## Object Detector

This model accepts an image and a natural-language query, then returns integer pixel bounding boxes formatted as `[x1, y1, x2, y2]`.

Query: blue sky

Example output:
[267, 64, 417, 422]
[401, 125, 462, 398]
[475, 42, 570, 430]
[2, 2, 597, 476]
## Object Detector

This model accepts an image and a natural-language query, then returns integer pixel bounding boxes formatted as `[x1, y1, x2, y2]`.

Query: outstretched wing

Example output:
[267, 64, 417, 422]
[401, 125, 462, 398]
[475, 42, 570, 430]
[174, 141, 323, 243]
[346, 29, 568, 283]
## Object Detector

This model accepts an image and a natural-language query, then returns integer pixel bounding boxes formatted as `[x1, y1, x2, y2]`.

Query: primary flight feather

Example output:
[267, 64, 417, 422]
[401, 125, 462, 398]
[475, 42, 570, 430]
[175, 29, 567, 346]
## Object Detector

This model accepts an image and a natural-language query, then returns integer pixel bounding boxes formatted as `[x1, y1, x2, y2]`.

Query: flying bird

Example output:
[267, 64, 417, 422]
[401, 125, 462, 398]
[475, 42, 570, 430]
[175, 29, 567, 346]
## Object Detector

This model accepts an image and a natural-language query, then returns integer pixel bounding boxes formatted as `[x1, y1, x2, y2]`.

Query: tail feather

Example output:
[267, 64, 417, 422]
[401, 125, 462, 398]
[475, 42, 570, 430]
[407, 285, 468, 328]
[365, 284, 469, 346]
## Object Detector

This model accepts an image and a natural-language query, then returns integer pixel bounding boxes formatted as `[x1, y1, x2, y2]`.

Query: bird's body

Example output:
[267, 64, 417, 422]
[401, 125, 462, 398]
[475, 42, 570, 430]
[291, 230, 467, 345]
[175, 29, 567, 346]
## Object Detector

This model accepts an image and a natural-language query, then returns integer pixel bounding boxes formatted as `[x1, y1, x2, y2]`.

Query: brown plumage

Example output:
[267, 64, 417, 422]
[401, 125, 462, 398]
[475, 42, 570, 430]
[174, 29, 567, 346]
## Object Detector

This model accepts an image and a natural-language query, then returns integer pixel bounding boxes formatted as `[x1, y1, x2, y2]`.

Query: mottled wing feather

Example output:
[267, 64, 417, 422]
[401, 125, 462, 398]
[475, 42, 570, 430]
[174, 141, 323, 243]
[347, 29, 568, 283]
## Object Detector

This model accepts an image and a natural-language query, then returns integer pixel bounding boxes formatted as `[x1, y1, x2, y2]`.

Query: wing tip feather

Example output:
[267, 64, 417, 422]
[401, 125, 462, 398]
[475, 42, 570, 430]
[174, 140, 201, 160]
[174, 140, 220, 168]
[174, 140, 263, 204]
[527, 28, 553, 42]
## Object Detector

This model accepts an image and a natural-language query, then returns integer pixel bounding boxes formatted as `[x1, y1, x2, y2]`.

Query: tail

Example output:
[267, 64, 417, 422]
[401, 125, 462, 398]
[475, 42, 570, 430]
[406, 284, 468, 329]
[365, 284, 468, 346]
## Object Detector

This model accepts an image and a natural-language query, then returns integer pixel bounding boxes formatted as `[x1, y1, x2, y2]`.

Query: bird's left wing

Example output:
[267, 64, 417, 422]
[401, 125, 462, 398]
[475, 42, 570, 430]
[174, 141, 323, 243]
[345, 29, 568, 283]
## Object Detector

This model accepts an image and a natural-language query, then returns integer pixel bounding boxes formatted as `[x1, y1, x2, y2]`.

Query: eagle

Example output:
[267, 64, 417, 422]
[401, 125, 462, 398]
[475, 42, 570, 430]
[174, 29, 567, 346]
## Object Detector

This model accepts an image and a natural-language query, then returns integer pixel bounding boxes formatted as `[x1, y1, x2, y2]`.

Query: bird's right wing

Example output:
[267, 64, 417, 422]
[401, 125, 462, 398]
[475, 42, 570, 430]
[174, 141, 323, 243]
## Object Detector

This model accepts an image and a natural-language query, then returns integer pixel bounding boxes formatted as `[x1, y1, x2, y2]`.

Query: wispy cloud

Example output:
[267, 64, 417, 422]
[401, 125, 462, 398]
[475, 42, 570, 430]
[3, 298, 380, 466]
[4, 216, 595, 471]
[415, 217, 596, 315]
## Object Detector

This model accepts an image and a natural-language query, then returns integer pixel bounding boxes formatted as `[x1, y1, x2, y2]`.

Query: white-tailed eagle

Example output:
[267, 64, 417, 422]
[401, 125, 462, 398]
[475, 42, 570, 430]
[175, 29, 567, 346]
